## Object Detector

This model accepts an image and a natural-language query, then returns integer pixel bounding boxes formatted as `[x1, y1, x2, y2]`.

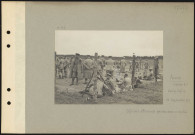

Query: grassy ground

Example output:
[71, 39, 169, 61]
[55, 78, 163, 104]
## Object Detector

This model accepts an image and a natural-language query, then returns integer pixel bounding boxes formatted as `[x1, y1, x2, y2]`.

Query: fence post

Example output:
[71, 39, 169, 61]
[132, 53, 136, 88]
[93, 53, 98, 100]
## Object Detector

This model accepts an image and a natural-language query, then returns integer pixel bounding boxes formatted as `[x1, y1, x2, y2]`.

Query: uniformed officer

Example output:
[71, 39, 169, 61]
[100, 55, 106, 70]
[83, 55, 94, 84]
[70, 53, 81, 85]
[120, 56, 127, 73]
[105, 56, 115, 77]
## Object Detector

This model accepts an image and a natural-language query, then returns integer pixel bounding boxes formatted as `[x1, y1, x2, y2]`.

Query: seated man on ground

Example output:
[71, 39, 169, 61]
[118, 73, 133, 92]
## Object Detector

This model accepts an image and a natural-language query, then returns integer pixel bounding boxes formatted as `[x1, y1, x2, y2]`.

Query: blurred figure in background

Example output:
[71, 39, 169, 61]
[120, 56, 126, 74]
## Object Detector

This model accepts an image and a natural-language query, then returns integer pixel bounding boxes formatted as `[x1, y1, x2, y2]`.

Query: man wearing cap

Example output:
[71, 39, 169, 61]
[97, 56, 103, 75]
[135, 61, 139, 72]
[83, 55, 94, 84]
[105, 56, 115, 76]
[120, 56, 127, 73]
[100, 55, 106, 70]
[144, 60, 149, 70]
[70, 53, 81, 85]
[63, 57, 70, 78]
[139, 58, 143, 70]
[129, 60, 132, 71]
[143, 60, 149, 79]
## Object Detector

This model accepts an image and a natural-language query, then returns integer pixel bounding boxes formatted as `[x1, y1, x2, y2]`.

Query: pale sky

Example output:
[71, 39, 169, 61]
[55, 30, 163, 57]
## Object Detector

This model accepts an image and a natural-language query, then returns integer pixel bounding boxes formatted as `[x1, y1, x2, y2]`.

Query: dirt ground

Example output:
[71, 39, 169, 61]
[55, 77, 163, 104]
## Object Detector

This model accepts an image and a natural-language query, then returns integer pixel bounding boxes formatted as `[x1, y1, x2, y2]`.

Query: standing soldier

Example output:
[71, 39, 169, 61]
[59, 59, 64, 79]
[60, 57, 65, 78]
[143, 59, 149, 78]
[97, 56, 103, 75]
[135, 61, 139, 72]
[70, 53, 82, 85]
[83, 55, 94, 84]
[114, 59, 120, 69]
[139, 58, 142, 70]
[105, 56, 115, 77]
[120, 56, 127, 74]
[63, 57, 69, 78]
[68, 57, 74, 78]
[66, 57, 71, 78]
[154, 56, 159, 83]
[129, 60, 132, 72]
[100, 55, 106, 70]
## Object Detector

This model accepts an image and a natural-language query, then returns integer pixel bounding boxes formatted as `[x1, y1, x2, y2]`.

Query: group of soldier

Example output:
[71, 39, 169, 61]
[56, 53, 160, 98]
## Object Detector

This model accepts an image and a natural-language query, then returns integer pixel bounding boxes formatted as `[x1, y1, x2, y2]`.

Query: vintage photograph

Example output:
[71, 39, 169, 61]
[55, 31, 163, 104]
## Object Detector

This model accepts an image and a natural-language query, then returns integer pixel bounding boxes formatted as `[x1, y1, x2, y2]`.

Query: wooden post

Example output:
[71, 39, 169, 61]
[132, 53, 136, 88]
[93, 53, 98, 100]
[154, 57, 159, 84]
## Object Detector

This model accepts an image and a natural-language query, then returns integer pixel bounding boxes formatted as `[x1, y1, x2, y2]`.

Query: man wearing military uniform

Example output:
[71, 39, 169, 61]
[58, 59, 64, 79]
[144, 60, 149, 70]
[70, 53, 81, 85]
[135, 61, 139, 72]
[120, 56, 127, 73]
[139, 58, 142, 70]
[105, 56, 115, 77]
[143, 60, 149, 78]
[83, 55, 94, 84]
[129, 60, 132, 71]
[97, 56, 103, 75]
[100, 55, 106, 70]
[63, 57, 70, 78]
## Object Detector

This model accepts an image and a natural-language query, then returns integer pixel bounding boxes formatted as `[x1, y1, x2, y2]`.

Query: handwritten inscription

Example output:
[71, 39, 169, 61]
[126, 109, 187, 114]
[165, 74, 191, 104]
[166, 98, 191, 103]
[174, 5, 188, 15]
[175, 6, 188, 11]
[170, 74, 182, 81]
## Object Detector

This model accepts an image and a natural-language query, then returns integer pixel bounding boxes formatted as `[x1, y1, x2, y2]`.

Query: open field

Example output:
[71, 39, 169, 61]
[55, 78, 163, 104]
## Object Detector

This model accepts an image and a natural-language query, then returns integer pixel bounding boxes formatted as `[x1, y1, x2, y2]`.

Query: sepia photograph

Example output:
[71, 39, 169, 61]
[55, 30, 163, 104]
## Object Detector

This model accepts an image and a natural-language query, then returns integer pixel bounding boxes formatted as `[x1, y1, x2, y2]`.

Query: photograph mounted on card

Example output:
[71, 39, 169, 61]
[55, 30, 163, 104]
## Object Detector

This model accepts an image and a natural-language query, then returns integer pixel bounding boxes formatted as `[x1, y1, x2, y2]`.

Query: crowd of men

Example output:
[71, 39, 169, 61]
[55, 53, 160, 98]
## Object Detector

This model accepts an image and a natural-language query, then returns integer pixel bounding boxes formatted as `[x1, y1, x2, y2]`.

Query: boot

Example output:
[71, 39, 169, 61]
[70, 78, 74, 86]
[76, 78, 78, 85]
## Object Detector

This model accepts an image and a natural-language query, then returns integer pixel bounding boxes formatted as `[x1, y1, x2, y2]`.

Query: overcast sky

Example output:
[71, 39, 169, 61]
[55, 30, 163, 57]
